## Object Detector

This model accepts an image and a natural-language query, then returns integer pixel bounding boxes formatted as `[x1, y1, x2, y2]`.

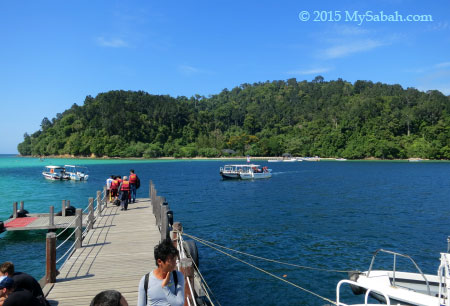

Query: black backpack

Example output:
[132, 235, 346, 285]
[136, 176, 141, 189]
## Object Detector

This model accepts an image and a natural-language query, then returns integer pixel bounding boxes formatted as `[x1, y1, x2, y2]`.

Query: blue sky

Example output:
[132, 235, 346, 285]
[1, 0, 449, 154]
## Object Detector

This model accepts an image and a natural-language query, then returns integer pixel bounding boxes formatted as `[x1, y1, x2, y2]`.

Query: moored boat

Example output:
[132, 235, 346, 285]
[337, 279, 401, 306]
[220, 164, 272, 180]
[347, 241, 450, 306]
[42, 166, 69, 180]
[64, 165, 89, 181]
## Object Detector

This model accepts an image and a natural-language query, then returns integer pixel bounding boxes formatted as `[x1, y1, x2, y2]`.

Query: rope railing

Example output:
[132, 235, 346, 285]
[45, 187, 107, 284]
[56, 227, 77, 251]
[181, 232, 337, 306]
[178, 232, 218, 306]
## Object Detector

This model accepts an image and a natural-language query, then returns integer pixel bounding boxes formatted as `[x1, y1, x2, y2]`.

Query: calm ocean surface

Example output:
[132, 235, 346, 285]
[1, 155, 450, 305]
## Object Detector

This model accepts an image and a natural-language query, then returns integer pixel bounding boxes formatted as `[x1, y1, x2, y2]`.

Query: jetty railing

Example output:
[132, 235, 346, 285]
[149, 180, 214, 306]
[44, 188, 108, 284]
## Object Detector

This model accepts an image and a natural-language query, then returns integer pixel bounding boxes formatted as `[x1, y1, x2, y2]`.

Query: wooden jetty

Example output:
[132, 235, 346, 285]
[44, 198, 158, 305]
[1, 199, 98, 232]
[24, 182, 211, 306]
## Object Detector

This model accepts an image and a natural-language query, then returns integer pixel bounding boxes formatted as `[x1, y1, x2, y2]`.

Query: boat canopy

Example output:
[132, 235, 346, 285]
[45, 165, 65, 169]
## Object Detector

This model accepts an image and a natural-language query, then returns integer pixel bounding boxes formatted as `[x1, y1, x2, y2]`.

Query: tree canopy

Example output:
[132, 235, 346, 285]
[17, 78, 450, 159]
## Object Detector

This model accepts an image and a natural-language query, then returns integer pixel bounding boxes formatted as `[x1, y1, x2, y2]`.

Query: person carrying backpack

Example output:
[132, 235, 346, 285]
[137, 239, 184, 306]
[129, 169, 140, 203]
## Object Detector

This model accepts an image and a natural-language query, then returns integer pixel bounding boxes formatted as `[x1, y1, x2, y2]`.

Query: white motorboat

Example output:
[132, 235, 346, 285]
[64, 165, 89, 181]
[42, 166, 70, 180]
[220, 164, 272, 180]
[268, 159, 282, 162]
[337, 279, 404, 306]
[348, 243, 450, 306]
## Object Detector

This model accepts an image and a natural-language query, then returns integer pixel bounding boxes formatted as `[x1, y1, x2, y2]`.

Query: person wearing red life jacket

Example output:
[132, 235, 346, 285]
[119, 176, 130, 211]
[110, 176, 119, 202]
[129, 169, 139, 203]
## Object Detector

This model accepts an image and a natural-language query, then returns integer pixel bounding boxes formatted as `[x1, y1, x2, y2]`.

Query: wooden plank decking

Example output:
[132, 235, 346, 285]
[44, 198, 159, 305]
[3, 215, 86, 231]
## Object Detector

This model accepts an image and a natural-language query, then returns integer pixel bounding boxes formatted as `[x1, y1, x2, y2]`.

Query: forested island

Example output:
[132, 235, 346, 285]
[17, 77, 450, 159]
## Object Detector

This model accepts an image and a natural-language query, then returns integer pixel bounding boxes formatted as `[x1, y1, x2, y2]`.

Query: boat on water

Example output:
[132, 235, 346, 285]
[42, 166, 70, 180]
[64, 165, 89, 181]
[220, 164, 272, 180]
[337, 279, 401, 306]
[347, 241, 450, 306]
[408, 158, 423, 162]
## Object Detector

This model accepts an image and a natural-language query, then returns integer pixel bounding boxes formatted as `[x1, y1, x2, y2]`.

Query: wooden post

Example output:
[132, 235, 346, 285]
[152, 188, 157, 216]
[20, 201, 24, 211]
[49, 206, 54, 227]
[161, 202, 169, 242]
[66, 200, 70, 207]
[96, 191, 102, 216]
[75, 209, 82, 249]
[172, 222, 183, 241]
[180, 258, 194, 305]
[13, 202, 17, 218]
[45, 232, 57, 284]
[149, 180, 152, 200]
[62, 200, 66, 217]
[88, 197, 94, 230]
[103, 186, 107, 208]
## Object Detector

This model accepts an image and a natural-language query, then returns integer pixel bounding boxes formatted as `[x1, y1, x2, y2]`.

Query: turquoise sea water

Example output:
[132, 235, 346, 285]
[1, 155, 450, 305]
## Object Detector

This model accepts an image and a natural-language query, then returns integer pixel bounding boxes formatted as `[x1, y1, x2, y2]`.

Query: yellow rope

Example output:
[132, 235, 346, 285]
[182, 233, 337, 305]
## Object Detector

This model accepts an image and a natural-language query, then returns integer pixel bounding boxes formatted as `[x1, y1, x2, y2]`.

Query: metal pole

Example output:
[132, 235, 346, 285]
[180, 258, 194, 305]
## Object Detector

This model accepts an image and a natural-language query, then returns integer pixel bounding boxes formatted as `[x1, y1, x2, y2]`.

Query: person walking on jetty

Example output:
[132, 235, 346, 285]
[137, 239, 184, 306]
[0, 276, 41, 306]
[106, 175, 114, 202]
[0, 262, 48, 305]
[118, 176, 130, 211]
[129, 169, 139, 203]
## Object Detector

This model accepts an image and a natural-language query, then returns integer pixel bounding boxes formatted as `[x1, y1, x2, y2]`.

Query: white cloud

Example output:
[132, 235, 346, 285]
[288, 67, 331, 75]
[96, 37, 129, 48]
[322, 39, 385, 59]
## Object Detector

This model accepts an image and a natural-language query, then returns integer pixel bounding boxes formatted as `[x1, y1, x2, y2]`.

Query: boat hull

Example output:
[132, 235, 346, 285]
[220, 172, 240, 179]
[352, 270, 443, 306]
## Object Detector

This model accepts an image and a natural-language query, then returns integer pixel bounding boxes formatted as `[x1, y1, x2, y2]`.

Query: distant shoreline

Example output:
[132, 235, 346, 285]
[9, 155, 438, 161]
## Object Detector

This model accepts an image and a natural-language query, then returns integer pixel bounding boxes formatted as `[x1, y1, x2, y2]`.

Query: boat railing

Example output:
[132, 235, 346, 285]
[336, 279, 391, 306]
[367, 249, 431, 295]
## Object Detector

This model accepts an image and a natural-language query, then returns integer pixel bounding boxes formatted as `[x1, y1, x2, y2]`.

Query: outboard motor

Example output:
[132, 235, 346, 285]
[0, 221, 5, 233]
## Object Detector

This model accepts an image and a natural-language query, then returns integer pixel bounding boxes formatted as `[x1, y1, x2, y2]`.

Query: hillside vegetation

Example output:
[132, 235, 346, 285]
[18, 77, 450, 159]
